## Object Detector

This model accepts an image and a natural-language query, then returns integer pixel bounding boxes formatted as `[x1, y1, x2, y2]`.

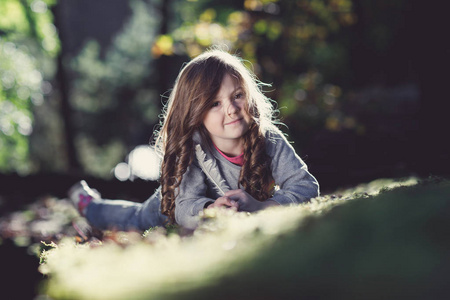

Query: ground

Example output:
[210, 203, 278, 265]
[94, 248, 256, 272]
[1, 176, 449, 299]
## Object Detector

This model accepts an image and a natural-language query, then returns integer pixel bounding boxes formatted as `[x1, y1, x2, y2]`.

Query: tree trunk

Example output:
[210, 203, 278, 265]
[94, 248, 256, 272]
[51, 3, 82, 173]
[156, 0, 172, 100]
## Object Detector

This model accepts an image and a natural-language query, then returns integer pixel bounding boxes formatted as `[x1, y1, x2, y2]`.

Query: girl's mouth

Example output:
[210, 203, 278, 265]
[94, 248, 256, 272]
[225, 118, 242, 125]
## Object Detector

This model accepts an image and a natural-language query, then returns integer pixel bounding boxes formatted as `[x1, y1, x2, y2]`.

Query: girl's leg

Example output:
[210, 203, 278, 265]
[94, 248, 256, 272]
[86, 194, 167, 231]
[69, 181, 167, 231]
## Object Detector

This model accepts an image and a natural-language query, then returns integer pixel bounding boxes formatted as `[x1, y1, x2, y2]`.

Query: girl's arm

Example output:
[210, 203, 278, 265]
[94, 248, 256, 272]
[266, 130, 320, 205]
[174, 163, 215, 229]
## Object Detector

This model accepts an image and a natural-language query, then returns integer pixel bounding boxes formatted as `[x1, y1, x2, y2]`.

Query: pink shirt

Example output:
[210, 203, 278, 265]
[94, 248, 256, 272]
[213, 144, 244, 166]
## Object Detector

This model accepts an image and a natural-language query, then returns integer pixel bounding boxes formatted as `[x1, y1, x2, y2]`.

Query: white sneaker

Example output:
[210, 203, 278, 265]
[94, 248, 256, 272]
[68, 180, 100, 216]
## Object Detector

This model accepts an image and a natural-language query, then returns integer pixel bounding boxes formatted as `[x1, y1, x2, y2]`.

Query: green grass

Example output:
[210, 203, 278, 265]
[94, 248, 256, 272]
[38, 176, 450, 300]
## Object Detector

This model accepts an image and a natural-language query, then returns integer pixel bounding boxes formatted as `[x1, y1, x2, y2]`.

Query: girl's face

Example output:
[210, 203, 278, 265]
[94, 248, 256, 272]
[203, 74, 251, 155]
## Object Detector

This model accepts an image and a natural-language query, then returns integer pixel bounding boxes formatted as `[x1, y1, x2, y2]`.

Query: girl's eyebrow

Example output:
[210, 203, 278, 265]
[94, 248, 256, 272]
[231, 86, 243, 94]
[214, 86, 243, 101]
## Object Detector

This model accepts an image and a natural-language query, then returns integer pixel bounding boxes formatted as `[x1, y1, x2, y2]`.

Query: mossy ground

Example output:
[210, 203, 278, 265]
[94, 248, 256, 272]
[2, 176, 449, 299]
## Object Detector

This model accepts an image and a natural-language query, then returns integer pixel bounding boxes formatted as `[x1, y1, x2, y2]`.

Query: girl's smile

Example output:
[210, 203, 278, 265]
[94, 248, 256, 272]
[225, 118, 243, 126]
[203, 74, 251, 156]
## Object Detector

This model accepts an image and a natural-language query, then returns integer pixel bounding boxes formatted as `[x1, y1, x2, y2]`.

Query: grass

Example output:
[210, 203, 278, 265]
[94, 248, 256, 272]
[1, 176, 448, 299]
[30, 176, 449, 299]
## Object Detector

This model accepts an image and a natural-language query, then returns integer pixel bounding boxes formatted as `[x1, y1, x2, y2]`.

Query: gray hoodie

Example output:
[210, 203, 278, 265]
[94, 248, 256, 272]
[175, 129, 320, 229]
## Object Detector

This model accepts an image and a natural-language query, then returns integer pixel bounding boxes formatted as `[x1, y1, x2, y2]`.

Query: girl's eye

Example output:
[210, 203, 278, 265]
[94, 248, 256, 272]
[211, 101, 220, 108]
[235, 93, 243, 99]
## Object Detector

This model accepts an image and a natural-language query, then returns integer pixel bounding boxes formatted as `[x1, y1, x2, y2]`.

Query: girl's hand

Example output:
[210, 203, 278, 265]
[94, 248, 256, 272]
[207, 196, 239, 211]
[224, 189, 279, 212]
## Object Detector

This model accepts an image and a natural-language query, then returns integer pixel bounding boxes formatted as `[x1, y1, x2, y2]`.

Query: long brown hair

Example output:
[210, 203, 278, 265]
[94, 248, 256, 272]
[154, 49, 278, 222]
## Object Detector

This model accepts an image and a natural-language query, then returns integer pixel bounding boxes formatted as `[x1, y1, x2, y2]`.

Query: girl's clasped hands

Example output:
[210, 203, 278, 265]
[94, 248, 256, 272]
[208, 189, 279, 212]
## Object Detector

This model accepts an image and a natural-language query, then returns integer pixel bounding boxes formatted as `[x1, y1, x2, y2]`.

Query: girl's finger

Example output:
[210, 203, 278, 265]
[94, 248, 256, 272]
[230, 199, 239, 208]
[216, 196, 234, 207]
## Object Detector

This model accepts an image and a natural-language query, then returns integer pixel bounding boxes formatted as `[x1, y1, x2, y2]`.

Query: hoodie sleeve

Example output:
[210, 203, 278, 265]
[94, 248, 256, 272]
[266, 130, 320, 205]
[174, 162, 214, 229]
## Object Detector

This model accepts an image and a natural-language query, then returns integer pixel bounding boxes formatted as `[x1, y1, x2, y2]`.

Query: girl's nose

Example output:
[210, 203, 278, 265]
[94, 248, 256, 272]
[226, 101, 239, 117]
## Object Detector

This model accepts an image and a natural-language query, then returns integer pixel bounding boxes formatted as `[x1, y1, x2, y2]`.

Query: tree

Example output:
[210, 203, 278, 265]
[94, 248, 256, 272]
[0, 0, 60, 173]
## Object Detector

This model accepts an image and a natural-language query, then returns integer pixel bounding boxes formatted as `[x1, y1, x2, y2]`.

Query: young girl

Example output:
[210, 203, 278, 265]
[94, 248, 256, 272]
[69, 49, 320, 230]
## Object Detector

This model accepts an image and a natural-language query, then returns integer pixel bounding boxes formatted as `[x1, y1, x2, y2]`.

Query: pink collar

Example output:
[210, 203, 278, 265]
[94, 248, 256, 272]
[213, 144, 244, 166]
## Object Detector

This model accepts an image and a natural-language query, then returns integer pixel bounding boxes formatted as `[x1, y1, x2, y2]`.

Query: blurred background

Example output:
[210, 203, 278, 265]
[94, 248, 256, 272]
[1, 0, 448, 211]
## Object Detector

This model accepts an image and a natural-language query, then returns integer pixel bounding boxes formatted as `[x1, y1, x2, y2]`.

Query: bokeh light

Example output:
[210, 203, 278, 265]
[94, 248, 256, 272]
[114, 162, 131, 182]
[128, 146, 161, 181]
[114, 145, 161, 181]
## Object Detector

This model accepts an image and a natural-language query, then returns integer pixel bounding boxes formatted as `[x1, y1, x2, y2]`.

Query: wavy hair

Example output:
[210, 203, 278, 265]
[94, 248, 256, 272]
[154, 49, 278, 222]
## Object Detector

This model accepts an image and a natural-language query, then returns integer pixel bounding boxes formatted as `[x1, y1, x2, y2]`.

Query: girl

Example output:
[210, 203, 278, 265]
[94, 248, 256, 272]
[69, 49, 320, 230]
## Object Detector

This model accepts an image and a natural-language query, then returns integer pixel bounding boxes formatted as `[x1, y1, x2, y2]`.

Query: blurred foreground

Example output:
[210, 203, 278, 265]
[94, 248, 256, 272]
[1, 176, 449, 299]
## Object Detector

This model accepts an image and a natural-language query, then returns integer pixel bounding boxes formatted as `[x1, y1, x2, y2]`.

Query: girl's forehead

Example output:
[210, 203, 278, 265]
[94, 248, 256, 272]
[223, 72, 243, 86]
[219, 74, 242, 90]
